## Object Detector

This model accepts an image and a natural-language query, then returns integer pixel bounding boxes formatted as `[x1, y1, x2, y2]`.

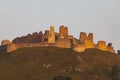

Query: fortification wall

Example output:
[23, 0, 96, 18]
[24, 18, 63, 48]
[12, 31, 44, 43]
[0, 26, 115, 53]
[1, 40, 11, 45]
[84, 39, 94, 48]
[73, 44, 85, 52]
[97, 41, 107, 51]
[55, 38, 72, 48]
[59, 25, 68, 38]
[79, 32, 87, 43]
[7, 43, 18, 53]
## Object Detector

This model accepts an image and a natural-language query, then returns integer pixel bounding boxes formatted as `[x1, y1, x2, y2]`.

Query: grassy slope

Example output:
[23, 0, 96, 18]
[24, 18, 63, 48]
[0, 47, 120, 80]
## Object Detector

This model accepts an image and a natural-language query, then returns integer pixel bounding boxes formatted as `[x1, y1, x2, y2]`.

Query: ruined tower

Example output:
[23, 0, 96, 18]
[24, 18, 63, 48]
[87, 33, 93, 41]
[79, 32, 87, 44]
[79, 32, 94, 48]
[48, 26, 55, 43]
[107, 43, 115, 53]
[59, 25, 68, 38]
[97, 41, 107, 51]
[84, 33, 94, 48]
[1, 40, 11, 45]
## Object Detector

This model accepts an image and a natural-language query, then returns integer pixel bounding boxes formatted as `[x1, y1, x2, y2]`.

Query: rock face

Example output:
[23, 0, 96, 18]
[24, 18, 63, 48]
[1, 40, 11, 45]
[48, 26, 55, 43]
[97, 41, 107, 51]
[59, 25, 68, 38]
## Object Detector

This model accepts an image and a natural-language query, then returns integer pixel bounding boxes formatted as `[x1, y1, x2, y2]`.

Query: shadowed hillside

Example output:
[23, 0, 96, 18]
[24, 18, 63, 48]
[0, 47, 120, 80]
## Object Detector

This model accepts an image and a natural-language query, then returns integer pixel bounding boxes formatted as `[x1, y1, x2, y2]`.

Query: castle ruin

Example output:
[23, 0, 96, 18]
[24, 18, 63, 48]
[0, 25, 115, 53]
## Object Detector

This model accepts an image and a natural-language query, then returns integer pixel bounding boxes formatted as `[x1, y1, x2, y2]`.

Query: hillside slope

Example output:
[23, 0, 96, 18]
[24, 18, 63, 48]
[0, 47, 120, 80]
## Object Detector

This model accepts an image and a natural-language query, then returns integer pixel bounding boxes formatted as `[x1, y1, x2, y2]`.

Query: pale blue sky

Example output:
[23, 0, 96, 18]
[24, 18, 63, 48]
[0, 0, 120, 51]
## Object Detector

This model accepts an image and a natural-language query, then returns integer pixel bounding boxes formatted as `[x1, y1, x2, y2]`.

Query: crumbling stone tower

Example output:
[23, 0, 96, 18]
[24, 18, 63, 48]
[48, 26, 55, 43]
[97, 41, 107, 51]
[87, 33, 93, 41]
[1, 40, 11, 45]
[79, 32, 94, 48]
[79, 32, 87, 44]
[84, 33, 94, 48]
[107, 43, 115, 53]
[59, 25, 68, 38]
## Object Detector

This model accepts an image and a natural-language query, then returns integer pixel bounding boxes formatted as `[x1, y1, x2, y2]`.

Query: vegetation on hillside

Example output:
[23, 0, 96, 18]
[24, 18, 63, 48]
[0, 47, 120, 80]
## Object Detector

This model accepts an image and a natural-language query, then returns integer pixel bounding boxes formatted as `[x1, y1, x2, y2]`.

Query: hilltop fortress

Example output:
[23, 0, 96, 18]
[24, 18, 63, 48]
[0, 25, 114, 53]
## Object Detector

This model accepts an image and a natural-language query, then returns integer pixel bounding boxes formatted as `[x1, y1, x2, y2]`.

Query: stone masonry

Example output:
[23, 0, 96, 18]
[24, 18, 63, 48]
[48, 26, 55, 43]
[59, 25, 68, 38]
[0, 25, 115, 53]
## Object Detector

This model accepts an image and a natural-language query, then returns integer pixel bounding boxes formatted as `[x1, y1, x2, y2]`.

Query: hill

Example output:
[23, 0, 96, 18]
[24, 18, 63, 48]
[0, 47, 120, 80]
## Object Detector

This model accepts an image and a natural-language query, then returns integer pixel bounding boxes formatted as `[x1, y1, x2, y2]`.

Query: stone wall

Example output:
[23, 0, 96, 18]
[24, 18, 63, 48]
[0, 26, 115, 53]
[55, 38, 72, 48]
[1, 40, 11, 45]
[84, 39, 94, 48]
[87, 33, 93, 41]
[79, 32, 94, 48]
[59, 25, 68, 38]
[7, 43, 18, 53]
[73, 44, 85, 52]
[48, 26, 55, 43]
[79, 32, 87, 43]
[12, 31, 44, 43]
[97, 41, 107, 51]
[107, 43, 115, 53]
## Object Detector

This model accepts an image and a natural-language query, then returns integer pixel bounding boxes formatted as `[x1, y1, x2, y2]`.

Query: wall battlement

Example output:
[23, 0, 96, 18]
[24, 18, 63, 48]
[0, 26, 115, 53]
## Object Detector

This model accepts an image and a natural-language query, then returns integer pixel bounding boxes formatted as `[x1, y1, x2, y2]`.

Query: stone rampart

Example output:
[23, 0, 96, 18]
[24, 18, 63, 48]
[55, 38, 72, 48]
[1, 40, 11, 45]
[59, 25, 68, 38]
[0, 26, 115, 53]
[73, 44, 85, 52]
[79, 32, 87, 44]
[97, 41, 107, 51]
[84, 39, 94, 48]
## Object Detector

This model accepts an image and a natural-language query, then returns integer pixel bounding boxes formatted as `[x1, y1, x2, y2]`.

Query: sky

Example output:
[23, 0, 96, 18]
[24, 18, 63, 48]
[0, 0, 120, 52]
